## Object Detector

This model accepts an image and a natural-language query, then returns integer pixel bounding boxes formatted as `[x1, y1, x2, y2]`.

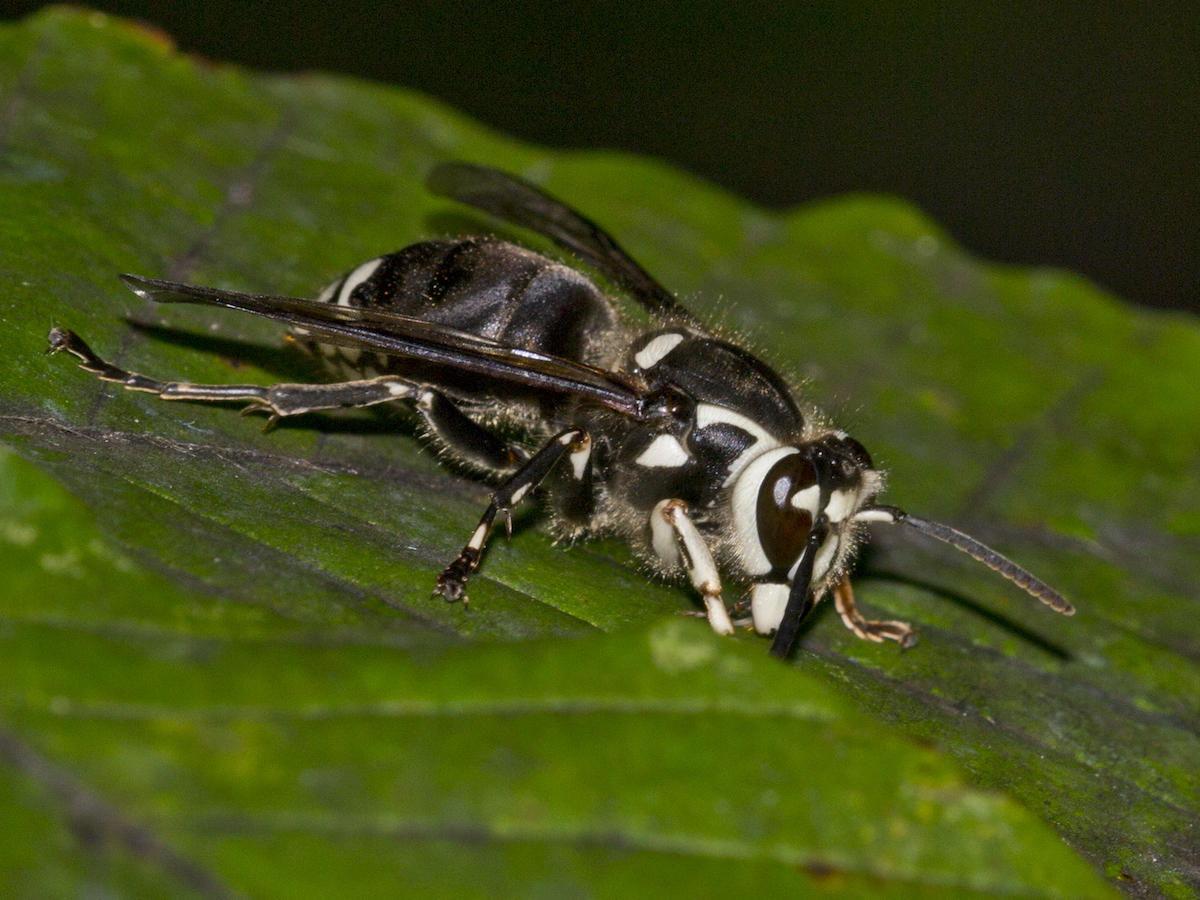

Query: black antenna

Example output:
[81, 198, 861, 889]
[857, 506, 1074, 616]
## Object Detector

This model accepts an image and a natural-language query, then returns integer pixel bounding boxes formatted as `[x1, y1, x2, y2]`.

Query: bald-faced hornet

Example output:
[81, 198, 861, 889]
[48, 163, 1073, 657]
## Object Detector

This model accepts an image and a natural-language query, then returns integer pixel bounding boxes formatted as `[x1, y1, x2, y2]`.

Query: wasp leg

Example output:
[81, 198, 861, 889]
[414, 388, 529, 476]
[832, 577, 917, 648]
[650, 499, 735, 636]
[550, 430, 595, 526]
[48, 327, 421, 427]
[436, 428, 590, 604]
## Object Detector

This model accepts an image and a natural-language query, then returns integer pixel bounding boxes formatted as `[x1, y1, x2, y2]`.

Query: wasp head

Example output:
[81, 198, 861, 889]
[731, 432, 882, 635]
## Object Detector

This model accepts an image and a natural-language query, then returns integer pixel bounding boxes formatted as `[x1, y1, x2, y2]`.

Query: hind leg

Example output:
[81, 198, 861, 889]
[49, 328, 533, 475]
[49, 327, 425, 426]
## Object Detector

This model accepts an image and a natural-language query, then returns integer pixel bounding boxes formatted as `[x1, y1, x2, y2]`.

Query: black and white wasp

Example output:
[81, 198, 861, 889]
[48, 163, 1073, 657]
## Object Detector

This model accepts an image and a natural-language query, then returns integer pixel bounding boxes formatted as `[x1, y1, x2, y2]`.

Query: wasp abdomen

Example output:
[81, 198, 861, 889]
[318, 237, 622, 368]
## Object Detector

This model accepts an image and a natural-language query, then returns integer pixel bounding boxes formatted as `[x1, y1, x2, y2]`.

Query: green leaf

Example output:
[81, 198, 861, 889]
[1, 8, 1194, 898]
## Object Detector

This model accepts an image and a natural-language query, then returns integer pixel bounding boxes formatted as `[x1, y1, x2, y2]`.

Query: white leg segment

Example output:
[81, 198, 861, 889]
[569, 434, 593, 480]
[651, 499, 735, 636]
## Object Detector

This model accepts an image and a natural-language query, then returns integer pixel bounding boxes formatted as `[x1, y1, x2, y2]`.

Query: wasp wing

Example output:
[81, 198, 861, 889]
[119, 274, 656, 420]
[426, 162, 700, 326]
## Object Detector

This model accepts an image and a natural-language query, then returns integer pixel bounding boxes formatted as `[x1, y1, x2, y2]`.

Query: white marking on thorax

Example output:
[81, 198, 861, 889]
[337, 257, 383, 307]
[695, 404, 778, 446]
[750, 582, 790, 634]
[635, 434, 691, 468]
[317, 281, 338, 304]
[694, 404, 781, 490]
[731, 446, 799, 577]
[634, 332, 685, 369]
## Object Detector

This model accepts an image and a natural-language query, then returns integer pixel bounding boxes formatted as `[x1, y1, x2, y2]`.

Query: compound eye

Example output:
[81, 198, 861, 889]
[841, 436, 873, 471]
[756, 454, 819, 574]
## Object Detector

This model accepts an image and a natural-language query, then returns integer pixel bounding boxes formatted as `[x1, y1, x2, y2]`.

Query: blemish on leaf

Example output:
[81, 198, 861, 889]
[40, 548, 84, 578]
[1, 519, 37, 546]
[649, 619, 717, 673]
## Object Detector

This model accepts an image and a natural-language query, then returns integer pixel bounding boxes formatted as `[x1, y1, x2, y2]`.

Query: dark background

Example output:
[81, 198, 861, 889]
[3, 2, 1196, 313]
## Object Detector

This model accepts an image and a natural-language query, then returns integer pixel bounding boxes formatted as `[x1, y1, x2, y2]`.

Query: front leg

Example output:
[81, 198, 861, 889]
[649, 499, 735, 636]
[832, 577, 917, 648]
[436, 429, 590, 603]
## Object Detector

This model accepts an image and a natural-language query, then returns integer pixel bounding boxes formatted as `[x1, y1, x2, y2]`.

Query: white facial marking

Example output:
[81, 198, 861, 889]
[790, 484, 820, 516]
[634, 332, 685, 370]
[336, 257, 383, 307]
[750, 583, 790, 635]
[786, 551, 803, 581]
[825, 487, 860, 523]
[812, 532, 840, 582]
[731, 447, 800, 577]
[635, 434, 691, 468]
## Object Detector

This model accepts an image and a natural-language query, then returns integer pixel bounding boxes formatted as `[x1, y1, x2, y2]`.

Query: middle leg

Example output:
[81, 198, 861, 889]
[436, 428, 591, 603]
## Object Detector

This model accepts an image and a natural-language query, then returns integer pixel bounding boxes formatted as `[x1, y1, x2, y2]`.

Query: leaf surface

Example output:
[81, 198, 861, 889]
[3, 9, 1196, 899]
